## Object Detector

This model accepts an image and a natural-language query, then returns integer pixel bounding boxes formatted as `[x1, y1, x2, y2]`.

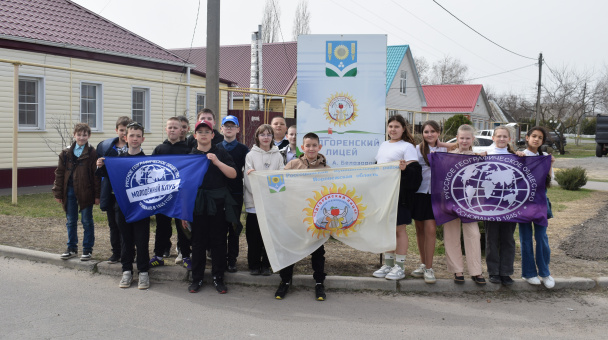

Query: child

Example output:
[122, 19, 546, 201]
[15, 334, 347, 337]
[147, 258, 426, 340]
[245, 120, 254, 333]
[519, 126, 556, 288]
[175, 115, 190, 264]
[216, 115, 249, 273]
[177, 115, 190, 142]
[372, 115, 422, 281]
[243, 124, 284, 276]
[279, 125, 302, 164]
[186, 120, 237, 294]
[186, 109, 224, 148]
[485, 125, 518, 285]
[97, 122, 151, 289]
[95, 116, 131, 263]
[53, 123, 101, 261]
[275, 132, 330, 301]
[443, 124, 486, 285]
[411, 120, 446, 283]
[149, 117, 191, 268]
[270, 116, 289, 149]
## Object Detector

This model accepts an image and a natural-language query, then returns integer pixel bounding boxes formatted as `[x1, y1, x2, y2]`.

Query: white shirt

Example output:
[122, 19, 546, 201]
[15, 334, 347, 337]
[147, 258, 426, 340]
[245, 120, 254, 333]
[416, 144, 447, 194]
[375, 140, 417, 164]
[488, 146, 510, 155]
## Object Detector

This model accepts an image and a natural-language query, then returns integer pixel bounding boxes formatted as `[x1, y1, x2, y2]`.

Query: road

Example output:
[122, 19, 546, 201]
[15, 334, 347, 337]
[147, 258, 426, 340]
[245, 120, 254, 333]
[1, 258, 607, 339]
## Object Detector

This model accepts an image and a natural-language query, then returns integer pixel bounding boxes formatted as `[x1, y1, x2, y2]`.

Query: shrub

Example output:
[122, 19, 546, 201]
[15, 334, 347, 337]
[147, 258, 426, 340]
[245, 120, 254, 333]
[443, 114, 473, 136]
[555, 167, 588, 190]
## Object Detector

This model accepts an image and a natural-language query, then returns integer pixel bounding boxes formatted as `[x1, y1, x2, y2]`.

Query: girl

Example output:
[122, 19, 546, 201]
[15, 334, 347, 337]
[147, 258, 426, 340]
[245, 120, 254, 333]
[519, 127, 555, 288]
[443, 124, 486, 285]
[411, 120, 446, 284]
[243, 124, 285, 276]
[372, 115, 422, 280]
[485, 125, 518, 285]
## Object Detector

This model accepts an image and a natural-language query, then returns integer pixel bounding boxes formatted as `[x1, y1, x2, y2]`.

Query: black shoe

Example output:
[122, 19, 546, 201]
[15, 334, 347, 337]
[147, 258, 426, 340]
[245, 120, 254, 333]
[315, 283, 326, 301]
[454, 274, 465, 284]
[107, 254, 120, 264]
[227, 263, 237, 273]
[472, 276, 487, 285]
[80, 250, 92, 261]
[261, 267, 271, 276]
[213, 277, 227, 294]
[501, 276, 514, 286]
[163, 249, 171, 258]
[489, 275, 501, 284]
[60, 248, 77, 260]
[188, 280, 203, 293]
[250, 268, 261, 276]
[275, 280, 291, 299]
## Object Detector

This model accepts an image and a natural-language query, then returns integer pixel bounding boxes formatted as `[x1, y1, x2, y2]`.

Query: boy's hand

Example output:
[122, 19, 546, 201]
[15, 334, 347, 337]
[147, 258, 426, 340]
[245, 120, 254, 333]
[94, 198, 100, 205]
[96, 157, 105, 167]
[247, 169, 255, 175]
[207, 153, 219, 165]
[181, 220, 189, 229]
[55, 198, 62, 203]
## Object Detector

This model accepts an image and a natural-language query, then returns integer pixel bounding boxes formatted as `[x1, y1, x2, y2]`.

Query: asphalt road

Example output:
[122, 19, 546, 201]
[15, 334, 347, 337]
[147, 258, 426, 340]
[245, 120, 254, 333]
[2, 258, 607, 339]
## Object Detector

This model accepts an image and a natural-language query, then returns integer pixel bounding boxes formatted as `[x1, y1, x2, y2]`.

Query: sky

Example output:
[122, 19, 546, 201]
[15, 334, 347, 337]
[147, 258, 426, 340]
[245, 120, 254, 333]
[73, 0, 608, 100]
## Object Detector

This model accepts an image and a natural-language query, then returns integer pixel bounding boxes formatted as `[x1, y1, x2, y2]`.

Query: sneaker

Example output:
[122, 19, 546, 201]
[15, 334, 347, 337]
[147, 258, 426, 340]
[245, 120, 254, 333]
[261, 267, 271, 276]
[119, 271, 133, 288]
[60, 248, 77, 260]
[250, 268, 261, 276]
[489, 275, 501, 284]
[182, 257, 192, 271]
[80, 250, 92, 261]
[385, 265, 405, 280]
[275, 280, 291, 299]
[411, 263, 426, 278]
[213, 277, 227, 294]
[163, 249, 171, 258]
[206, 250, 212, 261]
[423, 268, 436, 284]
[541, 275, 555, 289]
[188, 279, 203, 293]
[107, 254, 120, 264]
[138, 272, 150, 290]
[227, 263, 237, 273]
[372, 264, 392, 278]
[315, 283, 326, 301]
[522, 276, 541, 285]
[149, 255, 164, 267]
[175, 252, 183, 264]
[501, 276, 514, 286]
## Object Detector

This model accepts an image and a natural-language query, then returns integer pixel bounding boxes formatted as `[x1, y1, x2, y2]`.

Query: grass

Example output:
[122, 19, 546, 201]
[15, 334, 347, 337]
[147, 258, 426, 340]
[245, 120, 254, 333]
[552, 142, 596, 158]
[546, 186, 593, 212]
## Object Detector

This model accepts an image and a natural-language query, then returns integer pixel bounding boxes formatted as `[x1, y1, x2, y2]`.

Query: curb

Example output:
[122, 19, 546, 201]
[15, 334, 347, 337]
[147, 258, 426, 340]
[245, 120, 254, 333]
[1, 245, 605, 293]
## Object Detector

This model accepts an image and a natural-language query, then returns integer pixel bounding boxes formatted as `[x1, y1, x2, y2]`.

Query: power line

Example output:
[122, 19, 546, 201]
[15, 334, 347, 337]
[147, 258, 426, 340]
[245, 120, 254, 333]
[432, 0, 536, 60]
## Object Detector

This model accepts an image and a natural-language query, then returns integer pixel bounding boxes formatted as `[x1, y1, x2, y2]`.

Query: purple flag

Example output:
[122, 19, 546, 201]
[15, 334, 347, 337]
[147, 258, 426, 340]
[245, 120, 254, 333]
[429, 153, 551, 226]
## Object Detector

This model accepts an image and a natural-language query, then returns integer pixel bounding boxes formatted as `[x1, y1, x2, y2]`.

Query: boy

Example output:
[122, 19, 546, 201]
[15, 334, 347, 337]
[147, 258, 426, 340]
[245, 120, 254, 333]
[149, 117, 191, 268]
[186, 120, 237, 294]
[186, 108, 224, 148]
[97, 122, 151, 290]
[270, 116, 289, 149]
[279, 125, 301, 164]
[53, 123, 101, 261]
[216, 115, 249, 273]
[275, 132, 329, 301]
[177, 115, 190, 142]
[96, 116, 131, 263]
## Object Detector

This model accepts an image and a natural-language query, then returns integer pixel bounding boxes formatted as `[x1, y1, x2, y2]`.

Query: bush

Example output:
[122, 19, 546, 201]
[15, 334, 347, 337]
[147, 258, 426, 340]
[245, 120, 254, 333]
[555, 167, 588, 190]
[443, 114, 473, 136]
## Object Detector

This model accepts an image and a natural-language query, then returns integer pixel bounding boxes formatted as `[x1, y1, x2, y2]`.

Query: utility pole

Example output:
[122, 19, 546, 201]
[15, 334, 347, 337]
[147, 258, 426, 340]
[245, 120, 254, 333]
[206, 0, 220, 127]
[535, 52, 542, 127]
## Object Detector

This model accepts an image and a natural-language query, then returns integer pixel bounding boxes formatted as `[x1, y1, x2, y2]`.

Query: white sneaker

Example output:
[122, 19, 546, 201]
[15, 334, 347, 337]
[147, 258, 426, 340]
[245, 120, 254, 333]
[385, 265, 405, 280]
[138, 272, 150, 290]
[411, 263, 426, 278]
[423, 268, 436, 284]
[541, 275, 555, 289]
[372, 264, 392, 278]
[522, 276, 541, 285]
[119, 271, 133, 288]
[175, 252, 183, 264]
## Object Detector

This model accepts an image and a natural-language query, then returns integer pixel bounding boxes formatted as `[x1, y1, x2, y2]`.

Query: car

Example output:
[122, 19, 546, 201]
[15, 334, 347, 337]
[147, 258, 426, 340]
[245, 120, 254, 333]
[544, 131, 567, 151]
[446, 135, 495, 154]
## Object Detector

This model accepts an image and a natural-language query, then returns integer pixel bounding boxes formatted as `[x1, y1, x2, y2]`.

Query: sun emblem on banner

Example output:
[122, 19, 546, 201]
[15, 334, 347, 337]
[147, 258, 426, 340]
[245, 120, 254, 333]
[324, 93, 358, 127]
[303, 184, 367, 238]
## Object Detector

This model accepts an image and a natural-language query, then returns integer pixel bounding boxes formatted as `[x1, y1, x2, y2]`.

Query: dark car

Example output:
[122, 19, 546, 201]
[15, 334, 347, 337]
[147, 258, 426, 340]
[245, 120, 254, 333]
[596, 115, 608, 157]
[545, 131, 567, 150]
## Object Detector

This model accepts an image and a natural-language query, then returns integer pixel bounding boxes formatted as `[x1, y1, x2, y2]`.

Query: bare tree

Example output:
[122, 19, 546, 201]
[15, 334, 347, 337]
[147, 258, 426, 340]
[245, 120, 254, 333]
[594, 65, 608, 113]
[261, 0, 281, 43]
[430, 55, 468, 85]
[43, 115, 74, 156]
[413, 56, 431, 85]
[292, 0, 311, 40]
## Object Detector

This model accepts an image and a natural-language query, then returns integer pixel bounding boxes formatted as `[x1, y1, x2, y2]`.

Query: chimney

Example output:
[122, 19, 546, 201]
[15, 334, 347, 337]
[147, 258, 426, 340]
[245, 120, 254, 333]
[250, 25, 264, 110]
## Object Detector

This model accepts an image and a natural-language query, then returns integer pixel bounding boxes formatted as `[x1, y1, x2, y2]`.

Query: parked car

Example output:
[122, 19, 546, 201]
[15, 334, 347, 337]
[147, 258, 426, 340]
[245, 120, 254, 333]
[544, 130, 567, 151]
[596, 114, 608, 157]
[446, 135, 495, 154]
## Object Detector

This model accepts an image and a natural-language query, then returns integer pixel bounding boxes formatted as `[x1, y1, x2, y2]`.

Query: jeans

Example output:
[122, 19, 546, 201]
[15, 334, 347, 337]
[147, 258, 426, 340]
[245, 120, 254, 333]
[65, 186, 95, 251]
[519, 222, 551, 278]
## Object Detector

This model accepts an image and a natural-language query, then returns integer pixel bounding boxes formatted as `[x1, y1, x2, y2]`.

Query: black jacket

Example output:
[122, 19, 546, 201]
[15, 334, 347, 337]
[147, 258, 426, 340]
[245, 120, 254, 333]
[190, 145, 236, 190]
[152, 139, 190, 155]
[399, 161, 422, 211]
[216, 141, 249, 194]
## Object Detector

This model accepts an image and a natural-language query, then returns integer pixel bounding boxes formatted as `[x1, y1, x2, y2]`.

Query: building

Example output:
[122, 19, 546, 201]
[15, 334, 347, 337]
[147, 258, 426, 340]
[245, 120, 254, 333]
[385, 45, 427, 123]
[422, 84, 492, 131]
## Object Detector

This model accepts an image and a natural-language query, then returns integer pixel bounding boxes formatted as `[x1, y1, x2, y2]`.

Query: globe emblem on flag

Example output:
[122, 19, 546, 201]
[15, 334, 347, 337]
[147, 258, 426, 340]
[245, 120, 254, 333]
[126, 161, 180, 206]
[451, 162, 530, 216]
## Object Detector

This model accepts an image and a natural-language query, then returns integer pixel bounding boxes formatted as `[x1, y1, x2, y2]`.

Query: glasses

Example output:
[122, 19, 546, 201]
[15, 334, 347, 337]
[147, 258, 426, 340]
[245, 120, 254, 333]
[222, 125, 238, 130]
[196, 130, 213, 135]
[127, 122, 143, 128]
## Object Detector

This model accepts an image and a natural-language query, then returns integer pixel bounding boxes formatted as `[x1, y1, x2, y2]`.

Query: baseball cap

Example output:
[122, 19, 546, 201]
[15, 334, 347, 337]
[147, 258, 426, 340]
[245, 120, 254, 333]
[195, 120, 213, 131]
[222, 115, 239, 127]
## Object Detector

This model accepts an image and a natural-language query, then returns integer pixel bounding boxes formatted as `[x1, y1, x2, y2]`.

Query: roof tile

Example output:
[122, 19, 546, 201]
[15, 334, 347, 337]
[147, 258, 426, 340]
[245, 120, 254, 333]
[422, 84, 482, 113]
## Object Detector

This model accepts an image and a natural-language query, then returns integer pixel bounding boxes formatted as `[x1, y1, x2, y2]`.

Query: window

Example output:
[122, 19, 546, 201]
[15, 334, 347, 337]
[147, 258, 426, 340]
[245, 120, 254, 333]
[132, 87, 150, 130]
[388, 110, 398, 118]
[196, 93, 206, 113]
[399, 70, 407, 95]
[406, 111, 413, 123]
[80, 83, 102, 130]
[18, 76, 45, 130]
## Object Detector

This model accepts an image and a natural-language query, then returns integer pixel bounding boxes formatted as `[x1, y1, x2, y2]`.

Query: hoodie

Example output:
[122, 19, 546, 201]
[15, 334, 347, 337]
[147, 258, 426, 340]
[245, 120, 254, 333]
[243, 145, 285, 209]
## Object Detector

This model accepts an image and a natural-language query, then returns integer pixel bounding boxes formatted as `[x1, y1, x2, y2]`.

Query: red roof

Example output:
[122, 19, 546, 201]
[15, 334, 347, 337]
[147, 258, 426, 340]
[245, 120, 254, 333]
[172, 42, 297, 95]
[422, 84, 483, 113]
[0, 0, 188, 65]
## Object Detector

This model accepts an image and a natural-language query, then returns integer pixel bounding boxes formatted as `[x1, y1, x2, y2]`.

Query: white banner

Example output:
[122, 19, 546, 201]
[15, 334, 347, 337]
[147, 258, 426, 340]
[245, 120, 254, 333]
[249, 162, 400, 271]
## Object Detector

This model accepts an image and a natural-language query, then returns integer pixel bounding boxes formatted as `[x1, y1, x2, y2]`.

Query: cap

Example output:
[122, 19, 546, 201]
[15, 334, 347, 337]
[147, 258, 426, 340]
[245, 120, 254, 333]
[222, 115, 239, 127]
[195, 120, 213, 131]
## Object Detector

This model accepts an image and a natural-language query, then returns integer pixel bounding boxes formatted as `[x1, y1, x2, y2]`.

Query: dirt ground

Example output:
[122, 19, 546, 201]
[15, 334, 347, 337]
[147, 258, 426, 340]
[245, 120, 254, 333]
[2, 190, 607, 279]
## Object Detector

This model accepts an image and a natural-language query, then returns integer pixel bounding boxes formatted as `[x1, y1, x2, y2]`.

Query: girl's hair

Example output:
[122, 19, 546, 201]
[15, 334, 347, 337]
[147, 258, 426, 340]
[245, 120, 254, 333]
[526, 126, 552, 188]
[419, 120, 441, 166]
[387, 115, 415, 145]
[254, 124, 274, 147]
[494, 125, 516, 154]
[450, 124, 476, 152]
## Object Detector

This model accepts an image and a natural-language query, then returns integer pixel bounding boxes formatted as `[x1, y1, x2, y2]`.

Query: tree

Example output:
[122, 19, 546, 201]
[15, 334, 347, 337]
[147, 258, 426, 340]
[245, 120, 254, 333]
[430, 55, 468, 85]
[292, 0, 310, 40]
[443, 114, 472, 136]
[413, 56, 430, 85]
[261, 0, 281, 43]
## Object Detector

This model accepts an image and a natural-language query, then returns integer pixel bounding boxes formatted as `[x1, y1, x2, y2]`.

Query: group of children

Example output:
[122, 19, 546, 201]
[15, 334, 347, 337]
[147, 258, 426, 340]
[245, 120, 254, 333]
[52, 111, 555, 299]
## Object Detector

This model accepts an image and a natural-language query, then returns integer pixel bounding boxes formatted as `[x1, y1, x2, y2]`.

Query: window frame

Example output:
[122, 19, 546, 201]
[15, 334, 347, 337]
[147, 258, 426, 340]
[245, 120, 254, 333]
[399, 70, 407, 95]
[196, 92, 206, 114]
[80, 81, 103, 132]
[18, 75, 45, 131]
[131, 86, 151, 132]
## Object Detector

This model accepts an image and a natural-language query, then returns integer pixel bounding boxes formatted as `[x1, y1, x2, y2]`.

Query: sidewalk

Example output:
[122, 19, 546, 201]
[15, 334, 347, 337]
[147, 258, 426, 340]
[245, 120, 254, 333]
[1, 245, 606, 293]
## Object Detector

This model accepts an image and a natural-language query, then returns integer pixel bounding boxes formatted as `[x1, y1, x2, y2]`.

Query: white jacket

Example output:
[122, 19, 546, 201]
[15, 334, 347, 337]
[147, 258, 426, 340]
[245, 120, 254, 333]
[243, 145, 285, 209]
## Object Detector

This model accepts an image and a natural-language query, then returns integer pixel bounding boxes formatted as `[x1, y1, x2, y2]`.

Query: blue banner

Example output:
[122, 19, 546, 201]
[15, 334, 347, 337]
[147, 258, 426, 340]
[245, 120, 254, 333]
[429, 153, 551, 226]
[105, 155, 209, 223]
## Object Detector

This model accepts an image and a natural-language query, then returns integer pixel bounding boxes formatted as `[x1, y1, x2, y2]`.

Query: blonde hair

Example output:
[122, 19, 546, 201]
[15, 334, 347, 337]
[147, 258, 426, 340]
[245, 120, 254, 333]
[493, 125, 516, 154]
[450, 124, 476, 151]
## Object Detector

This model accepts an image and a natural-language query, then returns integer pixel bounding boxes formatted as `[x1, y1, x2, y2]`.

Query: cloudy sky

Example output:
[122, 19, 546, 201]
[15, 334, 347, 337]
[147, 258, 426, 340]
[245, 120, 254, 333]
[73, 0, 607, 99]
